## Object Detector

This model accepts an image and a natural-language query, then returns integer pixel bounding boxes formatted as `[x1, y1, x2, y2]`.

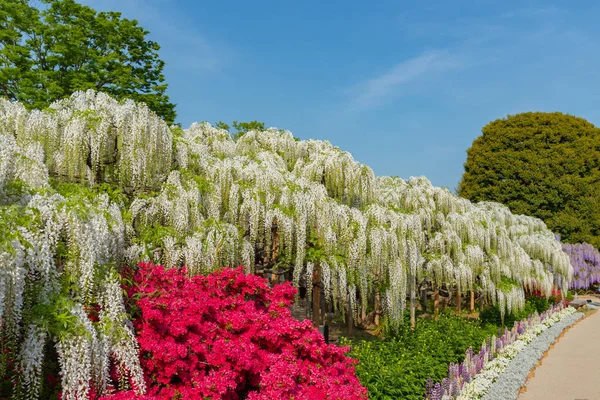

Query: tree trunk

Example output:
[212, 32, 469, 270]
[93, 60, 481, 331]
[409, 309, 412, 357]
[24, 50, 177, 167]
[347, 299, 353, 336]
[312, 262, 321, 327]
[470, 290, 475, 313]
[321, 289, 327, 324]
[479, 291, 485, 312]
[361, 304, 367, 324]
[374, 291, 381, 326]
[456, 289, 462, 314]
[434, 288, 440, 320]
[374, 268, 382, 326]
[421, 288, 428, 313]
[441, 289, 447, 312]
[270, 219, 280, 284]
[410, 273, 416, 329]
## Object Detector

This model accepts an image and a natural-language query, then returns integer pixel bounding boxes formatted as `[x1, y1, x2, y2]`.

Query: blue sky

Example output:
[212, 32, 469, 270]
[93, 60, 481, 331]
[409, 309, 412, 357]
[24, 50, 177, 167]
[81, 0, 600, 191]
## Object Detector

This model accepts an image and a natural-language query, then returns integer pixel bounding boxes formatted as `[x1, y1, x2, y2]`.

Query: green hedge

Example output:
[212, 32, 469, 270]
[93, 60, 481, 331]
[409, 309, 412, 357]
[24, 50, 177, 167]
[343, 312, 497, 400]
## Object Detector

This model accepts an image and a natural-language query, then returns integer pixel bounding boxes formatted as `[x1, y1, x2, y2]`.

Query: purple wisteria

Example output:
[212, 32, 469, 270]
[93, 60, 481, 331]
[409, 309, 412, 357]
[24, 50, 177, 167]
[562, 242, 600, 290]
[425, 303, 568, 400]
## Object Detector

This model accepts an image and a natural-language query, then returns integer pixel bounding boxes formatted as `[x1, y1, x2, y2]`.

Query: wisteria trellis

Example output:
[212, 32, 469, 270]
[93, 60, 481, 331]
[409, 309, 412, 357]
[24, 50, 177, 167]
[0, 90, 574, 399]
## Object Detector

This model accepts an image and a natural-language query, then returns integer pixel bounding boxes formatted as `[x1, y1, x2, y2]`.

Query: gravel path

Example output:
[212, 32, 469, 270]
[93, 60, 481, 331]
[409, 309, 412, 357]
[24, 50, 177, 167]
[518, 310, 600, 400]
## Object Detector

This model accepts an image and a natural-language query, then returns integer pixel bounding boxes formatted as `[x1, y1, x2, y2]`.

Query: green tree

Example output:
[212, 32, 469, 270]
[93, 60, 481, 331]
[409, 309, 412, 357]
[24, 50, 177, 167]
[458, 112, 600, 247]
[215, 120, 266, 140]
[0, 0, 176, 124]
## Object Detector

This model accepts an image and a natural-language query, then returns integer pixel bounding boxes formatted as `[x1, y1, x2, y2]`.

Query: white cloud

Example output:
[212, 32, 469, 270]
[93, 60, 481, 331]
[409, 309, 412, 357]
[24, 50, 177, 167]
[343, 5, 579, 113]
[345, 50, 470, 111]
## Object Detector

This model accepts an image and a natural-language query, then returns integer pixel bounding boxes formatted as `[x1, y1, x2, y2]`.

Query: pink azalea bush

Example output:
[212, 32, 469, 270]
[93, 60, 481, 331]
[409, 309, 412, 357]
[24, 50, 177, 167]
[101, 263, 367, 399]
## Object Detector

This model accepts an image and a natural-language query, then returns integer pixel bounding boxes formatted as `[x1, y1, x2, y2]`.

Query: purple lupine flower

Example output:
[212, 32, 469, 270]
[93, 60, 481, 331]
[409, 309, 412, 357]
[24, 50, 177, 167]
[448, 362, 458, 380]
[461, 363, 471, 384]
[478, 348, 487, 367]
[476, 355, 484, 374]
[518, 324, 525, 334]
[464, 348, 474, 371]
[501, 333, 508, 348]
[425, 378, 434, 399]
[431, 383, 443, 400]
[451, 377, 461, 397]
[442, 378, 451, 396]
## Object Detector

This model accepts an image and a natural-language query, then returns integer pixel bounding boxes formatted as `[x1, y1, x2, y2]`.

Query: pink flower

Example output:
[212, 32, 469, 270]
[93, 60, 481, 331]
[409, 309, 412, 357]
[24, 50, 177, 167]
[100, 263, 367, 399]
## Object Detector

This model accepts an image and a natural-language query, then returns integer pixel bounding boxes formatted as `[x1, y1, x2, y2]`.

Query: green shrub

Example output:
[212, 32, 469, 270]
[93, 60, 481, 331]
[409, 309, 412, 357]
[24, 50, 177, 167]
[525, 295, 551, 314]
[344, 312, 497, 400]
[479, 295, 549, 328]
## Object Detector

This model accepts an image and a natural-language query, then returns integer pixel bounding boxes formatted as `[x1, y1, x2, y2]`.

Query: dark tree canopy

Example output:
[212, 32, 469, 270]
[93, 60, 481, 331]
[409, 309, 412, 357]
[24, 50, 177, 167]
[0, 0, 176, 124]
[458, 112, 600, 247]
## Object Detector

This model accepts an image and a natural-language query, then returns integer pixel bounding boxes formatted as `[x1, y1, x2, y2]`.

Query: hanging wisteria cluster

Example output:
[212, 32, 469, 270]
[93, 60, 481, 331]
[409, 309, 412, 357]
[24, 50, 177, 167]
[0, 177, 144, 398]
[561, 242, 600, 290]
[1, 90, 172, 191]
[0, 90, 574, 399]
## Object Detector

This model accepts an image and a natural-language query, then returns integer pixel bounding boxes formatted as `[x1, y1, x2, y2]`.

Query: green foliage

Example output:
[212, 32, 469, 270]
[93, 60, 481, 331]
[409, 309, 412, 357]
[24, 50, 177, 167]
[53, 181, 129, 207]
[135, 224, 178, 248]
[478, 304, 533, 328]
[478, 305, 504, 327]
[0, 179, 34, 204]
[305, 229, 325, 262]
[214, 121, 231, 131]
[215, 120, 266, 140]
[344, 312, 497, 400]
[524, 294, 551, 314]
[566, 290, 574, 301]
[0, 0, 176, 123]
[479, 295, 549, 327]
[496, 276, 521, 292]
[179, 169, 213, 194]
[458, 112, 600, 247]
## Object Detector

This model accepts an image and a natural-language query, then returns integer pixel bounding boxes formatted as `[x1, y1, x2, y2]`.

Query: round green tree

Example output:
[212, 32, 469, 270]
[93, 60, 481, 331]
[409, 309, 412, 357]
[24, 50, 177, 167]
[0, 0, 176, 124]
[458, 112, 600, 247]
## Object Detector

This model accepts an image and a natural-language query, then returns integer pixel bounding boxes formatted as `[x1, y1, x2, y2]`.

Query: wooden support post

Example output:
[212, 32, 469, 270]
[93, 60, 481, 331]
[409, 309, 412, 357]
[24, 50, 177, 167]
[421, 288, 428, 314]
[347, 299, 353, 336]
[410, 296, 416, 329]
[361, 304, 367, 324]
[374, 269, 382, 326]
[410, 274, 416, 330]
[470, 290, 475, 313]
[456, 289, 462, 314]
[312, 263, 321, 327]
[479, 291, 485, 312]
[375, 291, 381, 326]
[270, 219, 280, 284]
[321, 290, 327, 325]
[434, 289, 440, 320]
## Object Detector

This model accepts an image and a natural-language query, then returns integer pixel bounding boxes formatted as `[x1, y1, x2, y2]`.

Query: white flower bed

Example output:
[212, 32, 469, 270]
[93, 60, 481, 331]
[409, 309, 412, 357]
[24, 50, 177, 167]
[456, 307, 582, 400]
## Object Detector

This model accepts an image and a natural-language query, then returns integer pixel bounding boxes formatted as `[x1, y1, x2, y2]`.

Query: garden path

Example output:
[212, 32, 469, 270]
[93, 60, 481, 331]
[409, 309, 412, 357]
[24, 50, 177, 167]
[518, 309, 600, 400]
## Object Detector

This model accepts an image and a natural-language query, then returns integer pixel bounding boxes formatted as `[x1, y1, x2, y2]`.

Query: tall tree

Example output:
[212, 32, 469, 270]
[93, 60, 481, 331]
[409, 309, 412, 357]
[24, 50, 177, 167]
[0, 0, 176, 124]
[458, 112, 600, 247]
[215, 120, 266, 140]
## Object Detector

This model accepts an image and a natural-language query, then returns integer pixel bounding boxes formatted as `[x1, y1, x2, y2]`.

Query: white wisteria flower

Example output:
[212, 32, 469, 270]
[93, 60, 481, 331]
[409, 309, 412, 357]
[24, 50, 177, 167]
[0, 90, 579, 399]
